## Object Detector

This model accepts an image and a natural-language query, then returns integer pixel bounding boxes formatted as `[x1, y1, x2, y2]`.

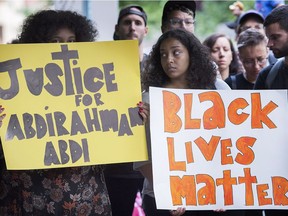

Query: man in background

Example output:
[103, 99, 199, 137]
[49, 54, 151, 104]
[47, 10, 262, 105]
[236, 9, 265, 39]
[254, 6, 288, 216]
[226, 1, 245, 30]
[161, 0, 196, 34]
[113, 5, 148, 71]
[235, 9, 277, 71]
[161, 0, 233, 83]
[254, 5, 288, 90]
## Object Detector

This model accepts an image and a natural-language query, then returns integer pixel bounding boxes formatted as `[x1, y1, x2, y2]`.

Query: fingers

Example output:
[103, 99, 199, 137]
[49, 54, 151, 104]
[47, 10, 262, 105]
[214, 208, 226, 212]
[0, 105, 6, 128]
[0, 105, 4, 114]
[137, 101, 150, 123]
[170, 207, 186, 216]
[0, 114, 6, 121]
[137, 101, 149, 111]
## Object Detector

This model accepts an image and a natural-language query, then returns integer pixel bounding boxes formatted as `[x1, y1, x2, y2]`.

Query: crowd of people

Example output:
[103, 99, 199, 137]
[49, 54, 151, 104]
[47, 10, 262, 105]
[1, 0, 288, 216]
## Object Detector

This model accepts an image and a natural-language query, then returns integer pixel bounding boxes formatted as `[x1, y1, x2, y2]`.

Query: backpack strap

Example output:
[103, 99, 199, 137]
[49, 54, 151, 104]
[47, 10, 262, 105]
[230, 75, 237, 89]
[140, 53, 148, 73]
[265, 58, 284, 88]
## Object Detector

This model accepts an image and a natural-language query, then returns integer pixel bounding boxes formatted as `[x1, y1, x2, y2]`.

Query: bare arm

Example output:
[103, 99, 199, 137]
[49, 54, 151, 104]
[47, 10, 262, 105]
[138, 162, 153, 186]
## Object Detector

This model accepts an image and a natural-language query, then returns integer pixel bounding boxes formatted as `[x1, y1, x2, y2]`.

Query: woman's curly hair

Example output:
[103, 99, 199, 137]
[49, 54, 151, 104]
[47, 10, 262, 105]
[18, 10, 98, 43]
[142, 29, 216, 91]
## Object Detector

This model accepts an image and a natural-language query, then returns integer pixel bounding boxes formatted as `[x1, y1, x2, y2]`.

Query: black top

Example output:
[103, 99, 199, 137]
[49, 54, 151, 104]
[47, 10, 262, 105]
[254, 62, 288, 89]
[225, 73, 254, 89]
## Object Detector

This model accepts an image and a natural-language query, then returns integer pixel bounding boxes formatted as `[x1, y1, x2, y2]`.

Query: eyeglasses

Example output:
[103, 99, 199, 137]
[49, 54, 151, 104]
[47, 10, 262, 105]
[239, 24, 264, 33]
[242, 57, 268, 68]
[168, 18, 195, 27]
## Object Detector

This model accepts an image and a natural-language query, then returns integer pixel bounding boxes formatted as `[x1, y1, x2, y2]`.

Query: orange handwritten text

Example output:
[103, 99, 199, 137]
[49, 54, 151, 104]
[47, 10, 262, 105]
[163, 91, 278, 132]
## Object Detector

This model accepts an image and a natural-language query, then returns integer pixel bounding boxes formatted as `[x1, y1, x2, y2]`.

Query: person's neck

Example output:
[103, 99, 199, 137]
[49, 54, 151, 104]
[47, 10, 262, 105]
[165, 79, 188, 89]
[139, 44, 144, 62]
[243, 71, 255, 84]
[220, 68, 230, 80]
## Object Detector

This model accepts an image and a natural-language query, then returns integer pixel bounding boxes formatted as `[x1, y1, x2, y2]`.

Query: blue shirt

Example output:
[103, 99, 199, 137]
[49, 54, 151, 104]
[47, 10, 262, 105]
[255, 0, 284, 18]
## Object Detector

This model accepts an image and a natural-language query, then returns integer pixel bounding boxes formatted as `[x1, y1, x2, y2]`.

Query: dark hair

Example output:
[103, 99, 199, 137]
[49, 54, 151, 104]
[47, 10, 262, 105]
[117, 5, 147, 26]
[142, 29, 216, 91]
[114, 5, 147, 40]
[236, 10, 264, 35]
[162, 1, 196, 26]
[10, 39, 19, 44]
[203, 33, 240, 75]
[264, 5, 288, 32]
[18, 10, 98, 43]
[237, 28, 267, 50]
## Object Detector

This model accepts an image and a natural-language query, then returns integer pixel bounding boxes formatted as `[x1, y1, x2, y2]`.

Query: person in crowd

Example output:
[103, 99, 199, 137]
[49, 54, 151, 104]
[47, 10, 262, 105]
[0, 10, 112, 216]
[235, 9, 277, 71]
[254, 6, 288, 215]
[225, 28, 269, 90]
[104, 4, 148, 216]
[161, 0, 229, 82]
[161, 0, 196, 34]
[236, 9, 266, 39]
[113, 4, 148, 72]
[135, 28, 248, 216]
[254, 5, 288, 93]
[226, 1, 245, 30]
[254, 0, 284, 18]
[203, 33, 242, 80]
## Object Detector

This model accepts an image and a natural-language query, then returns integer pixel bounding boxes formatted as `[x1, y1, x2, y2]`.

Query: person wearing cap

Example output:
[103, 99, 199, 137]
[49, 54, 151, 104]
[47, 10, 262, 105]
[104, 5, 148, 216]
[225, 28, 269, 90]
[160, 0, 231, 82]
[113, 5, 148, 69]
[236, 9, 277, 66]
[161, 0, 196, 34]
[226, 1, 244, 30]
[236, 9, 265, 39]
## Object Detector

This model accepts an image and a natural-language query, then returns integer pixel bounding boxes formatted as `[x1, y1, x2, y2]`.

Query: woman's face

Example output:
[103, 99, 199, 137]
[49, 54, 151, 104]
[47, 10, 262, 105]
[210, 37, 233, 72]
[49, 28, 76, 43]
[160, 38, 190, 82]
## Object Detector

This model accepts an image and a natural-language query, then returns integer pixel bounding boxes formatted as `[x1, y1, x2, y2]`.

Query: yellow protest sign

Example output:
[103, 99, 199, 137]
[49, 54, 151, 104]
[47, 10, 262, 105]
[0, 41, 147, 170]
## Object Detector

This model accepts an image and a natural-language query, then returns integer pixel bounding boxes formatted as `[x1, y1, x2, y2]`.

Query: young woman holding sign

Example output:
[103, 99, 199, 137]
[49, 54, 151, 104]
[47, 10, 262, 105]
[136, 29, 245, 216]
[0, 10, 112, 216]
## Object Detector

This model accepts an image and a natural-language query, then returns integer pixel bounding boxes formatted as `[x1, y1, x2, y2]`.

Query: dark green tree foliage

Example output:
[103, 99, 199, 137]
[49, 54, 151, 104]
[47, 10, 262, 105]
[196, 1, 255, 40]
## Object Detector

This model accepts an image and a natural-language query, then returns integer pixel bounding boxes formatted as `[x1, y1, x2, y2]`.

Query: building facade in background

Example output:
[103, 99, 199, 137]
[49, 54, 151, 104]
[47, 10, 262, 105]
[0, 0, 118, 44]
